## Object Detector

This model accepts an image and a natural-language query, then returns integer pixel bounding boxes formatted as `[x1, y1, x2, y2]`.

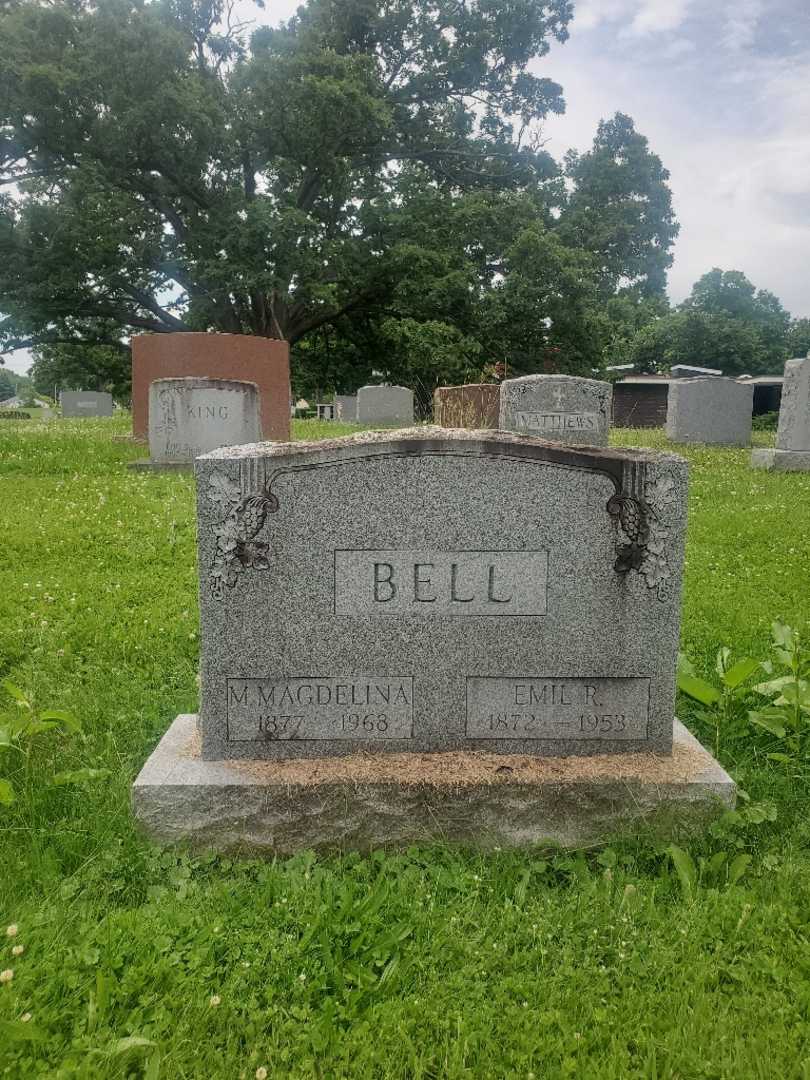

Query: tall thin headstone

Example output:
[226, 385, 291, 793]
[752, 357, 810, 471]
[499, 375, 611, 447]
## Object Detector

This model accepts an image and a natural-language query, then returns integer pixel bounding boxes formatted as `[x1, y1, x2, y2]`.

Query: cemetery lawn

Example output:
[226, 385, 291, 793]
[3, 417, 810, 1079]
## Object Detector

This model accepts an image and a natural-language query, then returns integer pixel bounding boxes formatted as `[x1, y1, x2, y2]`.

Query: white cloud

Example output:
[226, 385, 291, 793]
[627, 0, 694, 36]
[540, 4, 810, 319]
[722, 0, 765, 52]
[571, 0, 695, 35]
[1, 348, 33, 376]
[570, 0, 635, 31]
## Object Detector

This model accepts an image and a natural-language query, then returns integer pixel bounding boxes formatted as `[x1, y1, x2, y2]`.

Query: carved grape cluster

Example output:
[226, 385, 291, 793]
[607, 470, 678, 601]
[208, 472, 278, 600]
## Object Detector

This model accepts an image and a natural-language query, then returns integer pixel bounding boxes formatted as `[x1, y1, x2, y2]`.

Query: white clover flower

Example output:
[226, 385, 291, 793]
[20, 1013, 31, 1023]
[209, 994, 221, 1007]
[5, 925, 18, 938]
[0, 969, 13, 984]
[256, 1068, 268, 1080]
[11, 945, 23, 957]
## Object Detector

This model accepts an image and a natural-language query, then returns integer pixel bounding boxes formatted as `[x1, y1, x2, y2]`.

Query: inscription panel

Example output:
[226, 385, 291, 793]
[466, 676, 651, 740]
[334, 550, 548, 617]
[226, 676, 413, 742]
[514, 411, 600, 435]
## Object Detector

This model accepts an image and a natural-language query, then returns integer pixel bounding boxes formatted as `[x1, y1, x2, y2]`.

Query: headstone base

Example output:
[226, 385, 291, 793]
[132, 715, 735, 853]
[127, 459, 193, 472]
[751, 448, 810, 472]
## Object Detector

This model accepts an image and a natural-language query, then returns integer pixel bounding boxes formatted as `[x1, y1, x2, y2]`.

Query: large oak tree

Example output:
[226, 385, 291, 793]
[0, 0, 679, 389]
[0, 0, 571, 346]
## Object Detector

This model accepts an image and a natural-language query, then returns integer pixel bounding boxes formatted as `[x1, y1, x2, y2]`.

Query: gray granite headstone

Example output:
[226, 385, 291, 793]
[194, 427, 687, 761]
[666, 377, 753, 446]
[148, 378, 261, 464]
[60, 391, 114, 417]
[752, 357, 810, 470]
[335, 395, 357, 421]
[499, 375, 612, 447]
[356, 385, 414, 426]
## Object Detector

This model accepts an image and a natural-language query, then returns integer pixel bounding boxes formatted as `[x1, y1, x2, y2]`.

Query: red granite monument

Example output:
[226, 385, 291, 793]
[131, 333, 290, 442]
[433, 383, 500, 428]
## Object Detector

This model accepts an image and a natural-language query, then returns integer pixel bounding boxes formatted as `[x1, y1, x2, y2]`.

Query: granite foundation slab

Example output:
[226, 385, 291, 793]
[750, 448, 810, 471]
[132, 714, 735, 852]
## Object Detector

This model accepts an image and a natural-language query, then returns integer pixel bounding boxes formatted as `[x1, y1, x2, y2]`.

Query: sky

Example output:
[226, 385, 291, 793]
[4, 0, 809, 375]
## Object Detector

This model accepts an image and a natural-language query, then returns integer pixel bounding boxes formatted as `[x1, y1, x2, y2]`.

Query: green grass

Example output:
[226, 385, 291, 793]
[2, 416, 810, 1078]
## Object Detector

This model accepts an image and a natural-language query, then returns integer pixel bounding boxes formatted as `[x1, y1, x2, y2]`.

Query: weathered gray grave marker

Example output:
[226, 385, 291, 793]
[356, 385, 414, 426]
[666, 377, 753, 446]
[133, 427, 734, 851]
[752, 357, 810, 470]
[499, 375, 611, 447]
[60, 391, 114, 417]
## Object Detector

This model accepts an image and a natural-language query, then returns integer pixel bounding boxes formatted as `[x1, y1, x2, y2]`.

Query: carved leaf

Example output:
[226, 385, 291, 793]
[208, 471, 241, 509]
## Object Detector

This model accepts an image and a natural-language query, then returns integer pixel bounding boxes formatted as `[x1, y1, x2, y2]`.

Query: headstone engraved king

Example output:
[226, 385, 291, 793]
[500, 375, 612, 447]
[133, 428, 735, 850]
[752, 357, 810, 471]
[135, 377, 261, 470]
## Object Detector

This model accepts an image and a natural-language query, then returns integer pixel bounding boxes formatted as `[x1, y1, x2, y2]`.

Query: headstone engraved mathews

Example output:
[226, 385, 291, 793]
[133, 428, 735, 851]
[500, 375, 611, 447]
[134, 378, 261, 470]
[356, 385, 414, 426]
[433, 384, 500, 429]
[60, 391, 114, 418]
[752, 357, 810, 471]
[666, 377, 753, 446]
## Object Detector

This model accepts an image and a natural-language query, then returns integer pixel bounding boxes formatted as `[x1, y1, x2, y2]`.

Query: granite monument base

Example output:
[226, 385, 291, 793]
[751, 448, 810, 472]
[132, 714, 735, 853]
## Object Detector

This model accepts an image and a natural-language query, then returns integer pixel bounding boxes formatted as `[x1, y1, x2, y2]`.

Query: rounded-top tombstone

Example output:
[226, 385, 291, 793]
[148, 377, 261, 464]
[356, 385, 414, 426]
[499, 375, 612, 447]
